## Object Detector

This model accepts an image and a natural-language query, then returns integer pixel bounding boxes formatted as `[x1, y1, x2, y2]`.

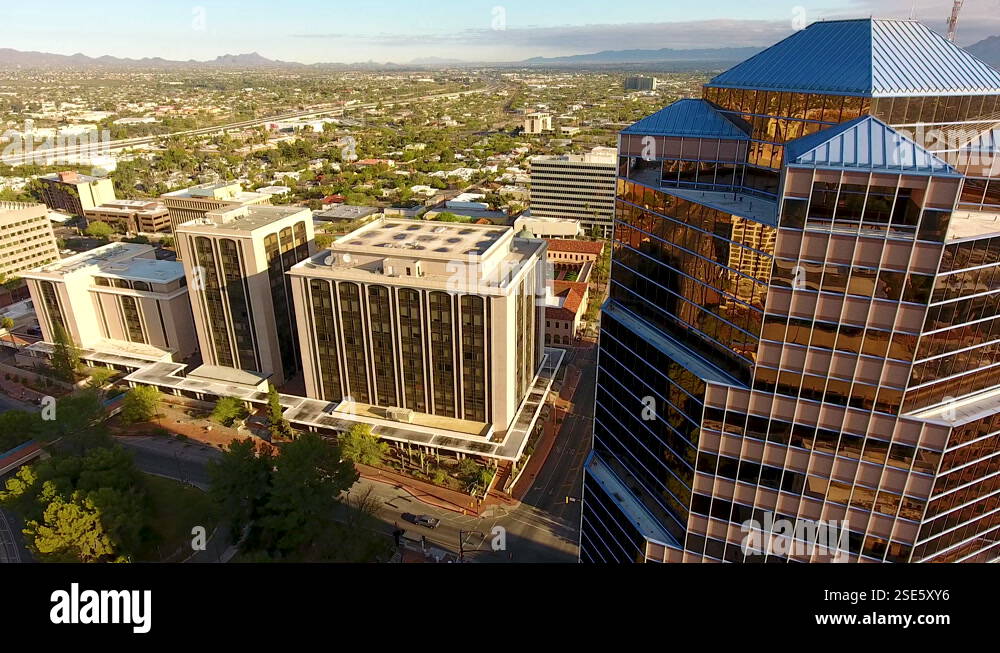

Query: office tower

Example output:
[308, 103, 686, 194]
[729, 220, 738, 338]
[288, 218, 546, 431]
[523, 112, 553, 134]
[582, 18, 1000, 563]
[161, 182, 272, 236]
[625, 76, 658, 92]
[530, 147, 617, 237]
[85, 199, 171, 234]
[174, 204, 314, 386]
[22, 242, 197, 359]
[38, 171, 117, 217]
[0, 202, 60, 279]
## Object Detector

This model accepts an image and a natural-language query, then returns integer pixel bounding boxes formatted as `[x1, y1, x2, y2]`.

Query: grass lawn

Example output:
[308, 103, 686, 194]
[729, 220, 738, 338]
[137, 474, 220, 562]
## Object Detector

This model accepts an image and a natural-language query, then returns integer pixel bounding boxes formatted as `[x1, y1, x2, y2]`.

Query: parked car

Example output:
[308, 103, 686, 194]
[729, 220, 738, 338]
[402, 512, 440, 529]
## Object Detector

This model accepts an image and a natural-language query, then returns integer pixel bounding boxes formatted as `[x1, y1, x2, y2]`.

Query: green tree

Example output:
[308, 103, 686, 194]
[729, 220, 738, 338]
[50, 322, 80, 382]
[120, 386, 160, 424]
[38, 390, 108, 453]
[2, 443, 148, 562]
[339, 423, 388, 467]
[457, 458, 494, 494]
[266, 383, 293, 441]
[258, 433, 358, 555]
[211, 396, 248, 427]
[0, 410, 42, 452]
[85, 221, 113, 240]
[314, 233, 334, 249]
[86, 366, 115, 395]
[208, 438, 274, 540]
[26, 494, 119, 563]
[1, 316, 15, 350]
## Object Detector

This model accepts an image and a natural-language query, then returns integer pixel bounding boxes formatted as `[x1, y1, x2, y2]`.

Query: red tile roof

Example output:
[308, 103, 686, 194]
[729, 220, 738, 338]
[544, 239, 605, 255]
[546, 280, 588, 321]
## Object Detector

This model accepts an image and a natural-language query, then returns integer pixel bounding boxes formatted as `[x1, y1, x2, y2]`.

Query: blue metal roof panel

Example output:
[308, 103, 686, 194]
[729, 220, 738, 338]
[786, 115, 960, 175]
[871, 20, 1000, 96]
[707, 19, 1000, 97]
[620, 98, 749, 139]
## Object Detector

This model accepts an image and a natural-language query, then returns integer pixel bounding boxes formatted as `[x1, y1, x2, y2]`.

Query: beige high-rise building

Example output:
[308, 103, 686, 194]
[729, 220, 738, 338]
[530, 146, 617, 237]
[174, 204, 315, 385]
[161, 182, 272, 237]
[22, 242, 197, 360]
[523, 112, 553, 134]
[0, 202, 60, 280]
[288, 218, 546, 433]
[38, 171, 117, 217]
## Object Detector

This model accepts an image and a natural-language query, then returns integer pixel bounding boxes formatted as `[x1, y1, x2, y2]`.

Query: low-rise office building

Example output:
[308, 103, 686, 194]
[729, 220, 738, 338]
[174, 204, 315, 386]
[85, 199, 171, 234]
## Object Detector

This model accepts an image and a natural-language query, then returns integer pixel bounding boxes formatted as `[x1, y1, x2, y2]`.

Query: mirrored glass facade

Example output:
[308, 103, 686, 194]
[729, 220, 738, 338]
[583, 18, 1000, 564]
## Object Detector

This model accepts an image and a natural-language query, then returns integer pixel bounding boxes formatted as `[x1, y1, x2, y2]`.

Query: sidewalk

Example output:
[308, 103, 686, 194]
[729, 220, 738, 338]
[510, 405, 562, 501]
[355, 462, 514, 517]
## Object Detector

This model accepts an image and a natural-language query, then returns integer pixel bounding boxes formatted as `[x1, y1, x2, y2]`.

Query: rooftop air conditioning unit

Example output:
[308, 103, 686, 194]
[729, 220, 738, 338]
[386, 406, 414, 423]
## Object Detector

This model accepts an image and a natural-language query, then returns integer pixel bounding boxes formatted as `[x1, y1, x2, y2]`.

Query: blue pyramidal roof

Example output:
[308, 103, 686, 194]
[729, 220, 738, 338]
[621, 98, 750, 139]
[785, 115, 958, 175]
[707, 18, 1000, 97]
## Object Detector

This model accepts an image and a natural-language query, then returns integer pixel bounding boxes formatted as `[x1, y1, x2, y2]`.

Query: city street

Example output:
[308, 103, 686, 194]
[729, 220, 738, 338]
[346, 342, 597, 563]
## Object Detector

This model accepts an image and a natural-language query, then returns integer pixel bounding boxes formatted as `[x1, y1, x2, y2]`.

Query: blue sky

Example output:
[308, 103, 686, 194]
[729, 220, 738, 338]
[4, 0, 995, 63]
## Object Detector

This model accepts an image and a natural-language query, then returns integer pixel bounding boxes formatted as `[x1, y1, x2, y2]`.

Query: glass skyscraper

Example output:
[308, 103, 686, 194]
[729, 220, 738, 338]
[581, 18, 1000, 563]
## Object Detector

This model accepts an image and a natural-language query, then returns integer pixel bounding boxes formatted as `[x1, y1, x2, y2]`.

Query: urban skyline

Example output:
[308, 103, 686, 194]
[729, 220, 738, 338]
[2, 0, 1000, 580]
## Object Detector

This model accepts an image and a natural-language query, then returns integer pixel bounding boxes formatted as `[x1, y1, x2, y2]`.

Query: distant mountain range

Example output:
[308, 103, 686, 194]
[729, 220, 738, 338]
[0, 48, 412, 71]
[521, 46, 765, 65]
[1, 36, 999, 70]
[967, 36, 1000, 67]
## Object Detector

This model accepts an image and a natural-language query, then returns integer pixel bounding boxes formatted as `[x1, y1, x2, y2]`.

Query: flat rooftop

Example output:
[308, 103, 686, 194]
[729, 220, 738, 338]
[0, 201, 46, 216]
[292, 217, 545, 292]
[41, 171, 105, 184]
[94, 257, 185, 284]
[162, 181, 238, 198]
[179, 204, 308, 233]
[314, 204, 381, 221]
[335, 218, 507, 259]
[25, 242, 149, 276]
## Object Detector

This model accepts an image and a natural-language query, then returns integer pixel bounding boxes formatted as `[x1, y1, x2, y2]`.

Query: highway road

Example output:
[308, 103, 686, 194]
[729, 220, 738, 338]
[1, 85, 499, 166]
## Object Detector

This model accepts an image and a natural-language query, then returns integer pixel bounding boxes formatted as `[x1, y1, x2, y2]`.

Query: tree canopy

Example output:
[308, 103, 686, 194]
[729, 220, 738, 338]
[50, 323, 80, 382]
[120, 386, 160, 424]
[210, 433, 359, 559]
[339, 423, 388, 467]
[211, 396, 248, 427]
